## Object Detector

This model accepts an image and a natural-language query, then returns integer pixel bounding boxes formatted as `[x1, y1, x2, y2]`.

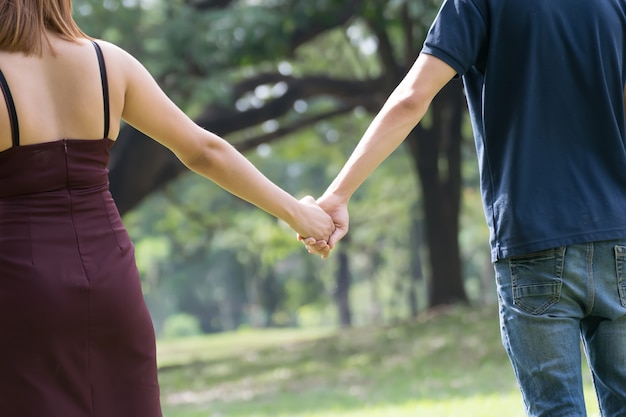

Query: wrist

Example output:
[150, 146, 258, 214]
[321, 187, 351, 206]
[281, 197, 303, 231]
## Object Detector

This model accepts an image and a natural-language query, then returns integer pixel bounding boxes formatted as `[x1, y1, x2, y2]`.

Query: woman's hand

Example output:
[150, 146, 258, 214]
[289, 196, 334, 247]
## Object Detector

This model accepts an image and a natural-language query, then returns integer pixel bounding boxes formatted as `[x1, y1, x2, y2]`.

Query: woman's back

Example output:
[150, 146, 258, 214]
[0, 34, 123, 150]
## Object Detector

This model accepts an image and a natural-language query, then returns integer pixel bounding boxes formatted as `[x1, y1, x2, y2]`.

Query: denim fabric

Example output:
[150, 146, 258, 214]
[494, 240, 626, 417]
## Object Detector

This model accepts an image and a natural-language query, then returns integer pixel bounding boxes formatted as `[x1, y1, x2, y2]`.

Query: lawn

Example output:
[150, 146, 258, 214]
[157, 305, 600, 417]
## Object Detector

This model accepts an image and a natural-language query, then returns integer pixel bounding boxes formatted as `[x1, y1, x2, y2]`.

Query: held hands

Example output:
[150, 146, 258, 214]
[298, 193, 350, 259]
[290, 196, 335, 249]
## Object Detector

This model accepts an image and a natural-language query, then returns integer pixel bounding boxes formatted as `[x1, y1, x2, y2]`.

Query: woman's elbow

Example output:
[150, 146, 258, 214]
[177, 130, 223, 174]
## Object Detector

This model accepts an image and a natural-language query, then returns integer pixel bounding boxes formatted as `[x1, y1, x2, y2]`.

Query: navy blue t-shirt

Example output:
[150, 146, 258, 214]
[423, 0, 626, 260]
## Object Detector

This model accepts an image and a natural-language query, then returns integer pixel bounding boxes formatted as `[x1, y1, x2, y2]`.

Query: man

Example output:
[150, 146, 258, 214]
[305, 1, 626, 416]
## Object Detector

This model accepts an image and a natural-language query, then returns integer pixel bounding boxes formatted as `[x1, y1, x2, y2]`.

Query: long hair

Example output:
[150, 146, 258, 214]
[0, 0, 89, 54]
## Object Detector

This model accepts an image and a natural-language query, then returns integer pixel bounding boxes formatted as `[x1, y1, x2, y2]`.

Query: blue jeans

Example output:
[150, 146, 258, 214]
[494, 240, 626, 417]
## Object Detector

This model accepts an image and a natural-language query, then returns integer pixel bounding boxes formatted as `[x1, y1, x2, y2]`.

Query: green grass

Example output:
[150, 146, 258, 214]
[157, 327, 335, 369]
[157, 305, 601, 417]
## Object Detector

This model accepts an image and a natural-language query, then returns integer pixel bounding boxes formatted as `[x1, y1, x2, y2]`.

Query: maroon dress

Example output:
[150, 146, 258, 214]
[0, 42, 162, 417]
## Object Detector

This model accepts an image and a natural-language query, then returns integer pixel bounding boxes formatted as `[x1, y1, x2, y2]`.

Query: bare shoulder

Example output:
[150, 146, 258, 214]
[91, 39, 137, 67]
[90, 39, 153, 89]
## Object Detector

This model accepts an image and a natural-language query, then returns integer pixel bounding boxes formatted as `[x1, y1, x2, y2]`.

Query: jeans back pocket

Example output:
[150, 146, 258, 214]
[509, 248, 565, 315]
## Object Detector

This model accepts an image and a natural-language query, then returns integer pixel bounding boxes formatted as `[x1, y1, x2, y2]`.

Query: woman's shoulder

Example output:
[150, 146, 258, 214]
[88, 38, 147, 81]
[100, 39, 148, 68]
[90, 39, 132, 62]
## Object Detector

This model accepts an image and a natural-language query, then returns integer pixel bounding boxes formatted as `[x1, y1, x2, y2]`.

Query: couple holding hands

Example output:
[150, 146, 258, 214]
[3, 1, 626, 416]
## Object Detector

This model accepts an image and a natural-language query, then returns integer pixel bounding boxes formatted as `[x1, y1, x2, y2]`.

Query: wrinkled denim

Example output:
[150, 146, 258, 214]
[494, 240, 626, 417]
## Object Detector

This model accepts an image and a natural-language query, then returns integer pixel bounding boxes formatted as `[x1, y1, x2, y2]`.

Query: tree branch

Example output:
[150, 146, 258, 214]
[287, 0, 364, 52]
[363, 5, 403, 85]
[234, 105, 356, 151]
[195, 74, 386, 134]
[185, 0, 235, 10]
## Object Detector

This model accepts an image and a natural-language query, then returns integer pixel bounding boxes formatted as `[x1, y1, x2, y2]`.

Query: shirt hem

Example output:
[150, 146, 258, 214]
[491, 229, 626, 262]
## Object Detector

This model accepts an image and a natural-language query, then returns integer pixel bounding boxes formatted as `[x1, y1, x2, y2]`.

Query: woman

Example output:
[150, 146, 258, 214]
[0, 1, 333, 416]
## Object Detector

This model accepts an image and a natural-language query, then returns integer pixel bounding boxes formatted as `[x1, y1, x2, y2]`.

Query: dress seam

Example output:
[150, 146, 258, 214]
[64, 141, 95, 415]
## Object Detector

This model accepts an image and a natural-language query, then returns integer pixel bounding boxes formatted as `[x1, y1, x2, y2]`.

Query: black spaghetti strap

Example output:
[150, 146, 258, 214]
[0, 69, 19, 147]
[92, 41, 110, 139]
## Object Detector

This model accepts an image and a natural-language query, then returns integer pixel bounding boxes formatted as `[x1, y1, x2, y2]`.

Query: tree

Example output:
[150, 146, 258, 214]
[407, 81, 468, 305]
[77, 0, 468, 310]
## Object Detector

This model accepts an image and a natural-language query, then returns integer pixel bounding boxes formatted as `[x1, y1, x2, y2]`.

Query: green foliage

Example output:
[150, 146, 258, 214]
[161, 313, 204, 339]
[123, 114, 436, 333]
[76, 0, 493, 331]
[74, 0, 148, 52]
[157, 306, 600, 417]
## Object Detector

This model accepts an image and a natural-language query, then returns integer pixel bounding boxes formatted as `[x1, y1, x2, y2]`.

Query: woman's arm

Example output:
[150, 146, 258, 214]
[107, 43, 334, 240]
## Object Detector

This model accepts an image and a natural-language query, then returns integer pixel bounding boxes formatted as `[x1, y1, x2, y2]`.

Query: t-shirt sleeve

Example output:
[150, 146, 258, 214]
[422, 0, 489, 76]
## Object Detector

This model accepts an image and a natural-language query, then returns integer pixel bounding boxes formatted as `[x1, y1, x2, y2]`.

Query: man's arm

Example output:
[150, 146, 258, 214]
[309, 53, 457, 254]
[322, 53, 456, 204]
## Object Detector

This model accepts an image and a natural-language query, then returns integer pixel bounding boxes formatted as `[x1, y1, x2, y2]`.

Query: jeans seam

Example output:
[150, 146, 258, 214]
[614, 245, 626, 307]
[586, 242, 595, 316]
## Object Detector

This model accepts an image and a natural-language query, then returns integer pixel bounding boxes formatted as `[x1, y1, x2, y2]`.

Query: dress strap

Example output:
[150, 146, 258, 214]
[0, 69, 19, 147]
[92, 41, 110, 139]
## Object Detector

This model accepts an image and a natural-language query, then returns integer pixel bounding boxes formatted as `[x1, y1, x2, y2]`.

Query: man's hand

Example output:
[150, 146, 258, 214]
[298, 193, 349, 258]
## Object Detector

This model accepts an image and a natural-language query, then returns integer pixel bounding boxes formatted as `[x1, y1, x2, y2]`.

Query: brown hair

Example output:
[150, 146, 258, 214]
[0, 0, 89, 54]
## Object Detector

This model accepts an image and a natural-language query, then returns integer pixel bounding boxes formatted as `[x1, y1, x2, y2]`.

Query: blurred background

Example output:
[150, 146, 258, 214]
[73, 1, 597, 416]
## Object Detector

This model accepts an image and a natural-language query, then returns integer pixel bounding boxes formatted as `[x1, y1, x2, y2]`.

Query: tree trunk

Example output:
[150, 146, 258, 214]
[260, 269, 281, 327]
[367, 245, 383, 325]
[335, 236, 352, 328]
[406, 80, 468, 307]
[408, 207, 424, 317]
